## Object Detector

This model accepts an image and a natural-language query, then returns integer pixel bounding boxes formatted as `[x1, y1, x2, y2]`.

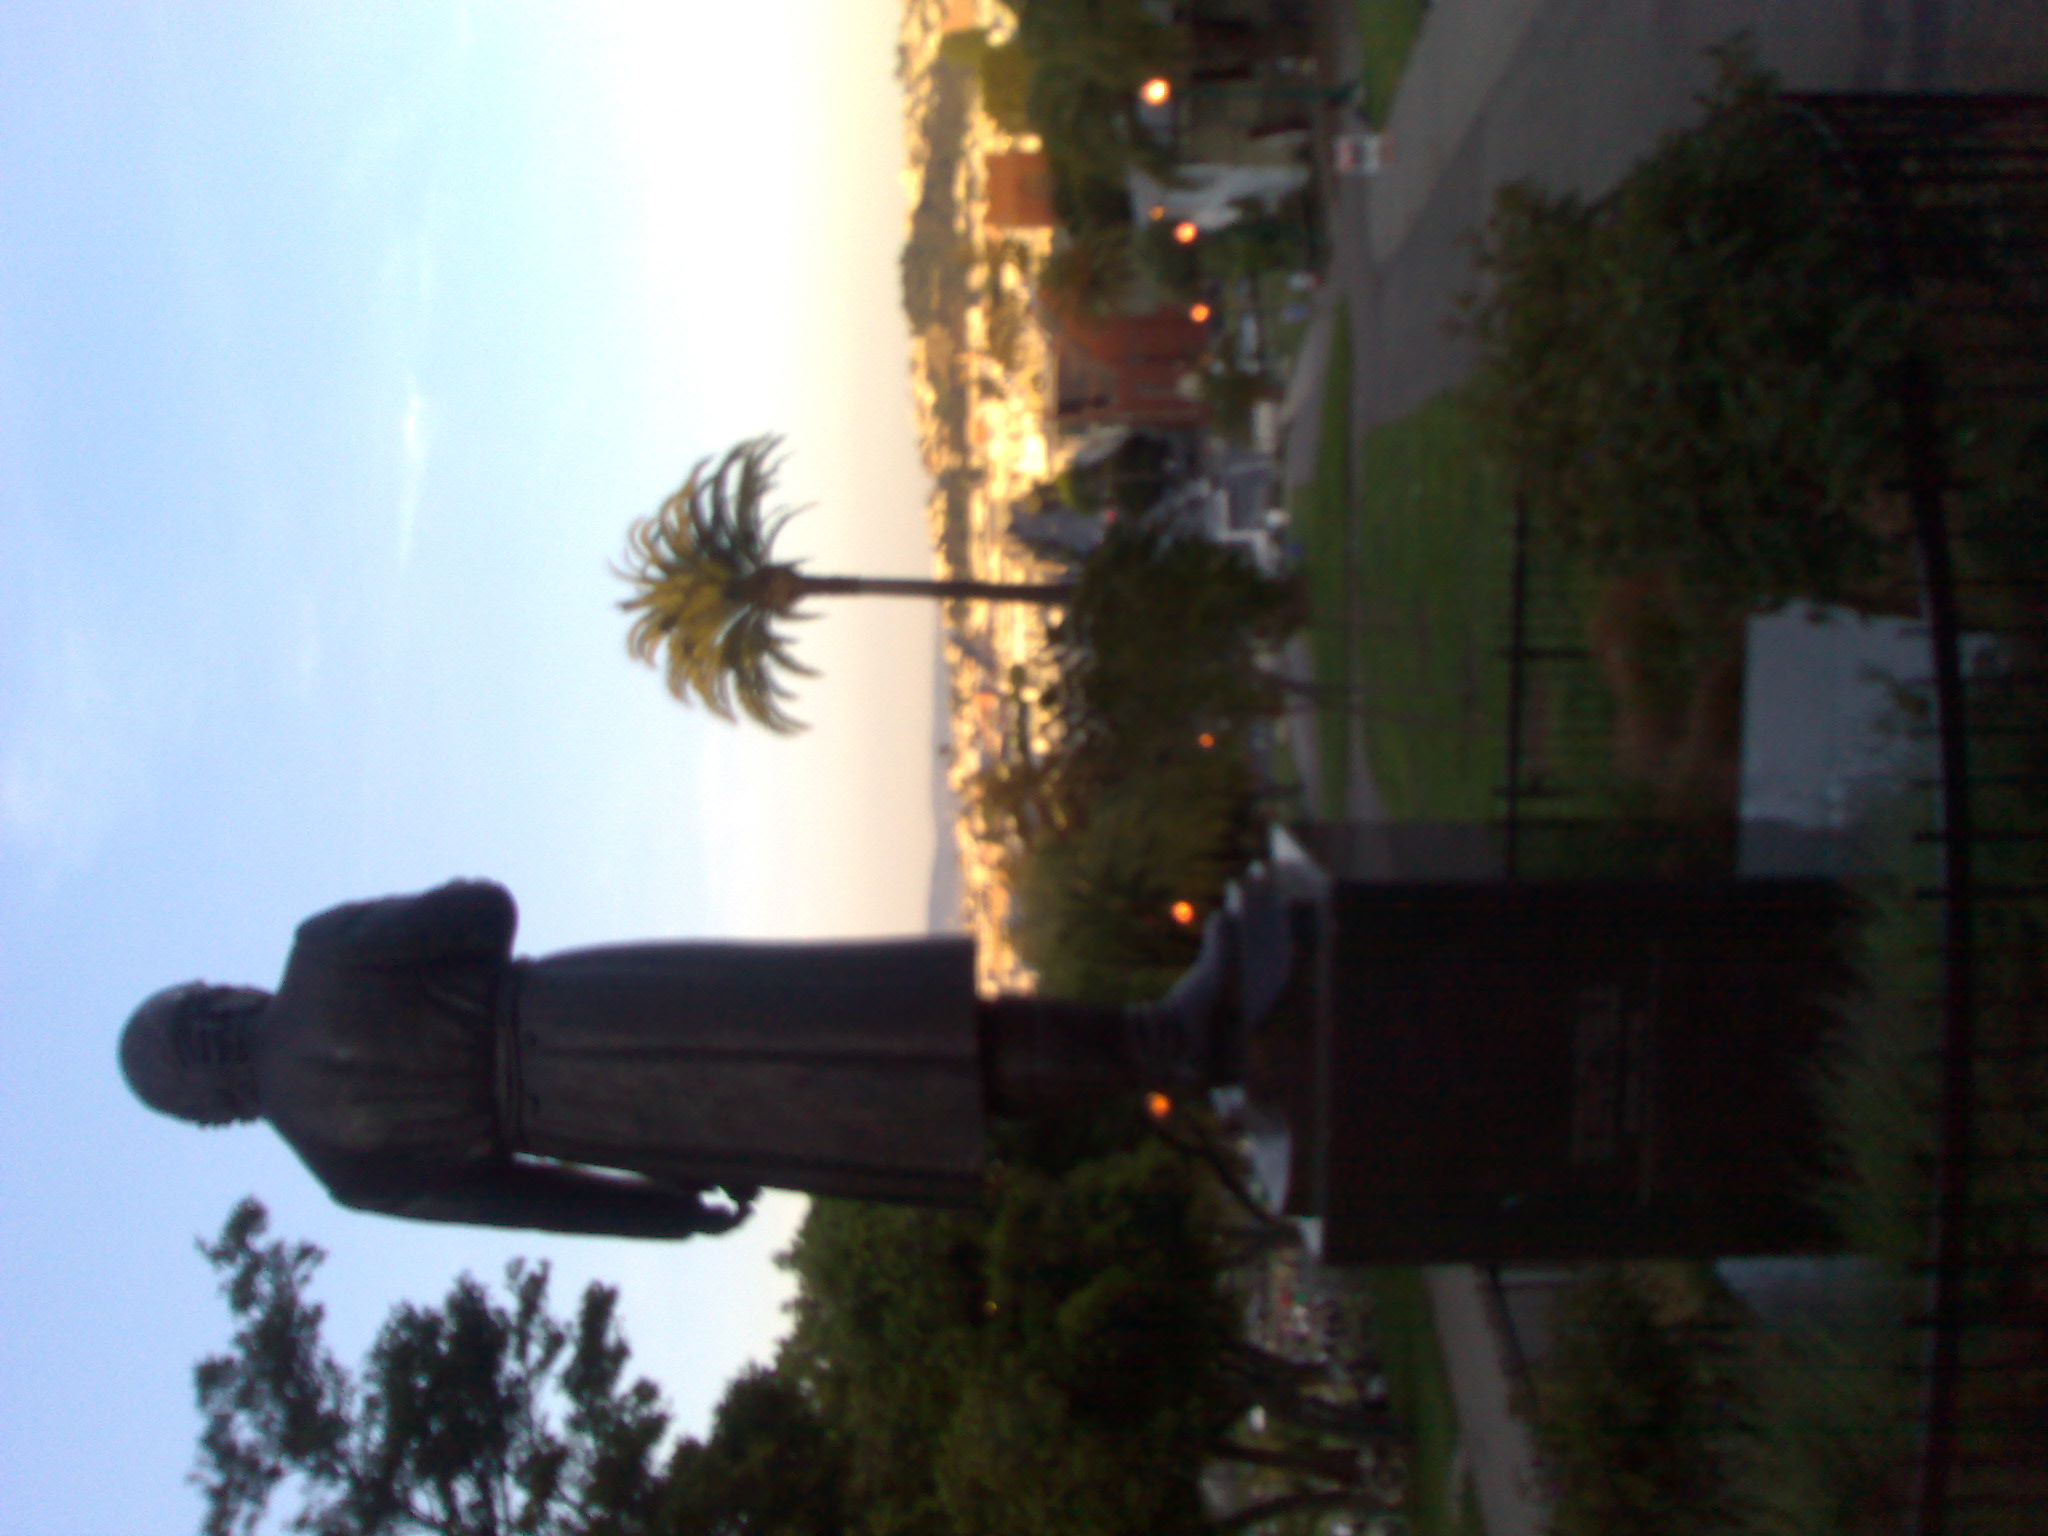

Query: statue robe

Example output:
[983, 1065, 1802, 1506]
[256, 881, 985, 1237]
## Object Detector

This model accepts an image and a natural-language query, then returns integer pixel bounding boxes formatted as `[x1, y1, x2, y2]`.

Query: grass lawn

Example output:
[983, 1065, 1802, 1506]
[1357, 1268, 1484, 1536]
[1292, 350, 1518, 823]
[1346, 390, 1514, 821]
[1289, 304, 1355, 816]
[1355, 0, 1429, 128]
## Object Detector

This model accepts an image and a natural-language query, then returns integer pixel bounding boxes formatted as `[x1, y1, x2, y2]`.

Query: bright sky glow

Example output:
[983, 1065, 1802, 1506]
[0, 6, 937, 1531]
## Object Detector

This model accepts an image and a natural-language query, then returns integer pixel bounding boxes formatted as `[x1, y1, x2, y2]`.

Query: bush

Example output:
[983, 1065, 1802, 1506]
[1001, 516, 1304, 996]
[1009, 753, 1261, 1002]
[1467, 48, 1914, 616]
[1534, 1265, 1746, 1536]
[1048, 516, 1302, 769]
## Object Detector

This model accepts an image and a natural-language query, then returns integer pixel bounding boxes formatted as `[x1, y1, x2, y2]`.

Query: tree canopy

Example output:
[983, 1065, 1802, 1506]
[774, 1128, 1393, 1536]
[194, 1146, 1395, 1536]
[776, 1137, 1233, 1536]
[616, 436, 1071, 732]
[192, 1198, 672, 1536]
[1467, 51, 1908, 613]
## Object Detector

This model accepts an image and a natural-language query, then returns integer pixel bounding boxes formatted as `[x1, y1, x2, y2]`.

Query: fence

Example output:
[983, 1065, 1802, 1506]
[1489, 91, 2048, 1529]
[1788, 90, 2048, 1536]
[1496, 496, 1614, 877]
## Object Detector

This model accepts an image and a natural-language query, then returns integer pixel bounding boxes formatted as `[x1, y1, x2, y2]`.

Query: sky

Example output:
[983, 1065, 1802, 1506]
[0, 5, 941, 1530]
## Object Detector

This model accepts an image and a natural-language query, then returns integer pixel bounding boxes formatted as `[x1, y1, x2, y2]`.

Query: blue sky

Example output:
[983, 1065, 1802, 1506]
[0, 6, 939, 1530]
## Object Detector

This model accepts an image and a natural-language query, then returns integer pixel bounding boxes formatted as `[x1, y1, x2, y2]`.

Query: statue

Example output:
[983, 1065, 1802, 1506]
[119, 879, 1255, 1238]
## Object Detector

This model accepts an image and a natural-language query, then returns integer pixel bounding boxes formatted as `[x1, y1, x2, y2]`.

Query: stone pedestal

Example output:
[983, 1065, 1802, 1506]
[1248, 824, 1850, 1264]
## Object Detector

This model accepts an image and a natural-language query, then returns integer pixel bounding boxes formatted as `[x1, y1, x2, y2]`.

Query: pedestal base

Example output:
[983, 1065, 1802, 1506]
[1237, 824, 1849, 1264]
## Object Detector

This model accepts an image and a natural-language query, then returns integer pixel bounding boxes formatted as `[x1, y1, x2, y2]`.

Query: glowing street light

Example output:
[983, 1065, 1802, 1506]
[1139, 76, 1173, 107]
[1171, 900, 1197, 925]
[1188, 303, 1212, 325]
[1172, 220, 1199, 245]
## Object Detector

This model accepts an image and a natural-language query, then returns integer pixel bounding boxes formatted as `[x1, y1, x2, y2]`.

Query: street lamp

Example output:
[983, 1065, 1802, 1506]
[1139, 76, 1172, 107]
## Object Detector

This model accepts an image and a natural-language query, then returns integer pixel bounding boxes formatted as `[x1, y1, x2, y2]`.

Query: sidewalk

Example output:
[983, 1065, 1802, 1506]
[1424, 1268, 1546, 1536]
[1326, 0, 2041, 440]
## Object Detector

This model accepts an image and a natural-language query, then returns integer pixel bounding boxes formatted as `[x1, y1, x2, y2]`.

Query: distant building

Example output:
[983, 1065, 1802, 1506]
[985, 151, 1054, 230]
[1128, 161, 1311, 233]
[1050, 305, 1209, 431]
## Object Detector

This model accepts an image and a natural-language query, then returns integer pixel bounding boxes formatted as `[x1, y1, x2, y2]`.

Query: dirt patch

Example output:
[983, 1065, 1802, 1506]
[1586, 570, 1745, 820]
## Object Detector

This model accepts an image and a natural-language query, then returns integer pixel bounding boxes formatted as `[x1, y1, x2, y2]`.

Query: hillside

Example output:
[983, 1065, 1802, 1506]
[898, 0, 1065, 990]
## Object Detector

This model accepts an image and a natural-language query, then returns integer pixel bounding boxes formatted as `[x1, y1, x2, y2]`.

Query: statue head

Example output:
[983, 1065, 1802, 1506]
[119, 982, 271, 1126]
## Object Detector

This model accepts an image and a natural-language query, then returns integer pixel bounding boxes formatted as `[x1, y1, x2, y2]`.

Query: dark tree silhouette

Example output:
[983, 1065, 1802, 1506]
[192, 1199, 670, 1536]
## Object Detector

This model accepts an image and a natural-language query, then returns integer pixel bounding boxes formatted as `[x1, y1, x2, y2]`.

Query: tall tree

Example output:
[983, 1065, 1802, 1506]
[778, 1137, 1398, 1536]
[192, 1198, 671, 1536]
[616, 436, 1073, 732]
[661, 1367, 847, 1536]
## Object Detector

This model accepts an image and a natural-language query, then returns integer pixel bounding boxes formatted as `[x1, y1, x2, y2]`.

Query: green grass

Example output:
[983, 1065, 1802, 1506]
[1349, 390, 1515, 821]
[1289, 303, 1356, 818]
[1355, 0, 1428, 128]
[1294, 361, 1548, 823]
[1357, 1268, 1485, 1536]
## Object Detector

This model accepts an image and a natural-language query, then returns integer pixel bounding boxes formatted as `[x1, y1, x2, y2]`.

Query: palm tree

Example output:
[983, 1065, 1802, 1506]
[617, 435, 1074, 732]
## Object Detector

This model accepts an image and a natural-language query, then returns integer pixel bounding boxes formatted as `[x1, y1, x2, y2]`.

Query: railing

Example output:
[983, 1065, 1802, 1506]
[1496, 495, 1617, 879]
[1491, 92, 2048, 1530]
[1785, 91, 2048, 1536]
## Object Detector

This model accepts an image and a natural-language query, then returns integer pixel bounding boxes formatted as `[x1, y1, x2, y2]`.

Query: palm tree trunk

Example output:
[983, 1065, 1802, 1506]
[797, 575, 1074, 604]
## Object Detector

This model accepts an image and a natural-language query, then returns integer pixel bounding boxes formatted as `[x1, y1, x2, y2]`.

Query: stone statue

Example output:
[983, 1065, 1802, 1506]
[120, 879, 1252, 1238]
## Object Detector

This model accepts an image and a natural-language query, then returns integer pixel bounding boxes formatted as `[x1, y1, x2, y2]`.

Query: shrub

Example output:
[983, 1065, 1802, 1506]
[1534, 1265, 1746, 1536]
[1048, 516, 1302, 769]
[1008, 753, 1261, 1002]
[1002, 516, 1303, 996]
[1467, 48, 1915, 617]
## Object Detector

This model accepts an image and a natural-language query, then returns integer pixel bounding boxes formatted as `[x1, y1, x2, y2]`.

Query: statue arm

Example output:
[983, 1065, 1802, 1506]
[328, 1154, 755, 1240]
[293, 880, 519, 968]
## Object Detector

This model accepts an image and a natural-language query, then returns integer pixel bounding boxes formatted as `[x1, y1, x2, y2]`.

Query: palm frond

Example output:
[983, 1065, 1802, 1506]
[614, 435, 815, 733]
